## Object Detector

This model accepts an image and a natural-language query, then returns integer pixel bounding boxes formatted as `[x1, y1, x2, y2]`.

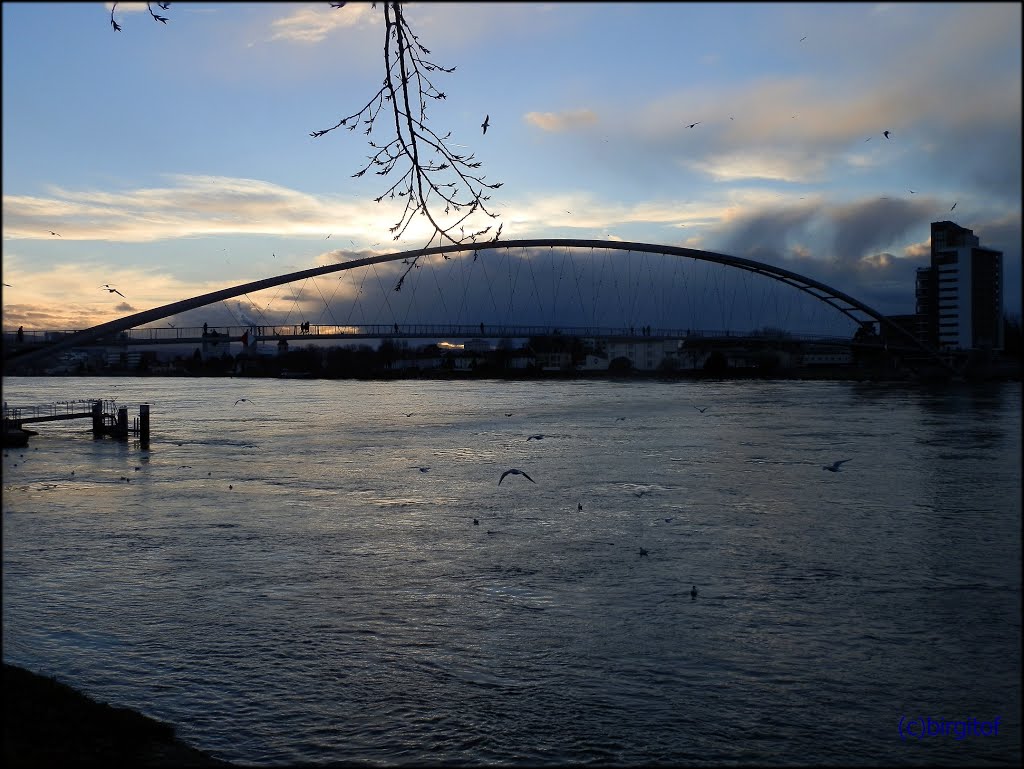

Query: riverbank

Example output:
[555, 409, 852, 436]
[2, 663, 235, 768]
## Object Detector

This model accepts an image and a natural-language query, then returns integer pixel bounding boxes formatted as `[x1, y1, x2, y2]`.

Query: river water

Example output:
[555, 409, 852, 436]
[2, 376, 1020, 766]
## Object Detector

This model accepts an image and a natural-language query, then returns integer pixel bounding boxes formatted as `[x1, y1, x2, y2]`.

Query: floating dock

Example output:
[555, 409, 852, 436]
[2, 399, 150, 448]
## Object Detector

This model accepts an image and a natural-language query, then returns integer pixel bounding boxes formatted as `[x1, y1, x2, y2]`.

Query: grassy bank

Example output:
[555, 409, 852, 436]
[2, 663, 235, 767]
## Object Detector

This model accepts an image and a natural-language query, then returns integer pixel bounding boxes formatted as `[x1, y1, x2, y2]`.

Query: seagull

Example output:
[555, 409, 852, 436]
[883, 130, 891, 139]
[102, 287, 125, 297]
[909, 190, 916, 194]
[823, 459, 852, 472]
[800, 36, 807, 42]
[950, 202, 958, 211]
[526, 434, 545, 441]
[481, 114, 490, 134]
[326, 234, 331, 239]
[694, 405, 709, 413]
[417, 467, 430, 473]
[48, 231, 61, 237]
[234, 398, 254, 406]
[499, 468, 535, 485]
[864, 137, 872, 142]
[691, 585, 698, 599]
[664, 517, 674, 523]
[505, 413, 513, 417]
[686, 121, 701, 128]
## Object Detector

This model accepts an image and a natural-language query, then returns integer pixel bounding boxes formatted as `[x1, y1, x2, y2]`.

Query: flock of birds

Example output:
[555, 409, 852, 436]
[391, 397, 853, 603]
[4, 389, 858, 613]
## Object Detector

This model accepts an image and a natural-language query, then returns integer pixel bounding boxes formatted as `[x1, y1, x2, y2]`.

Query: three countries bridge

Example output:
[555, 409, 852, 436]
[2, 239, 953, 374]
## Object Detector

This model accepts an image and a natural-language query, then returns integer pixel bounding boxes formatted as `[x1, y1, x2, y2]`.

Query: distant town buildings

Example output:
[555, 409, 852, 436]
[915, 221, 1004, 351]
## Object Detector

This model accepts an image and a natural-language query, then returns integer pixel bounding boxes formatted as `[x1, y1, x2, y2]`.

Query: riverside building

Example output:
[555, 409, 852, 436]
[915, 221, 1004, 351]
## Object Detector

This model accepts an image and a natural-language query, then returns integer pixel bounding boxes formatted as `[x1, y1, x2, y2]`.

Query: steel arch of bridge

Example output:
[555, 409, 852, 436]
[4, 239, 949, 371]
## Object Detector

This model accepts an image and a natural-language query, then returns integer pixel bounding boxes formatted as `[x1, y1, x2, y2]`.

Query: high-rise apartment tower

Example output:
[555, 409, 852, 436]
[915, 221, 1003, 351]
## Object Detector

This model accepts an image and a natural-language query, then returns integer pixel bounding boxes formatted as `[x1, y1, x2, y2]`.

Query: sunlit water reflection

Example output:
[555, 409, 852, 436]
[3, 377, 1020, 766]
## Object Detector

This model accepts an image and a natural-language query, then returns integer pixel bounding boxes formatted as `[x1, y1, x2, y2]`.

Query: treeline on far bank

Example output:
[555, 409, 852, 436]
[19, 337, 1021, 382]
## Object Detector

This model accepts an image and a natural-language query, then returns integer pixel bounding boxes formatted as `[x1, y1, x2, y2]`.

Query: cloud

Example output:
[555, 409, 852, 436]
[267, 3, 370, 44]
[1, 175, 406, 243]
[524, 110, 599, 133]
[687, 148, 827, 184]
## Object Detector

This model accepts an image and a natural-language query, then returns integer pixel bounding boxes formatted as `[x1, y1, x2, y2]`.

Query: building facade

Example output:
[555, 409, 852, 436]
[915, 221, 1003, 351]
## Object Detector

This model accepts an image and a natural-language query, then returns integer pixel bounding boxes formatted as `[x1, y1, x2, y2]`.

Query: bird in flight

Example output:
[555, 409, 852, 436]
[499, 468, 535, 485]
[864, 137, 872, 142]
[326, 234, 331, 239]
[950, 202, 958, 211]
[800, 36, 807, 42]
[102, 287, 125, 297]
[234, 398, 254, 406]
[909, 190, 916, 194]
[694, 405, 709, 413]
[48, 231, 61, 237]
[686, 121, 701, 128]
[823, 459, 852, 472]
[526, 434, 545, 441]
[481, 114, 490, 134]
[883, 130, 891, 139]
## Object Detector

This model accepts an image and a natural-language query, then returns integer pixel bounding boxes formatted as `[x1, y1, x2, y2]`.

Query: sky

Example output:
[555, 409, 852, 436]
[2, 2, 1021, 335]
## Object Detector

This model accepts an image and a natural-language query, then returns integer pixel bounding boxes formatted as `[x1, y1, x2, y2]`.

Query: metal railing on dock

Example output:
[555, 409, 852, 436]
[3, 399, 150, 448]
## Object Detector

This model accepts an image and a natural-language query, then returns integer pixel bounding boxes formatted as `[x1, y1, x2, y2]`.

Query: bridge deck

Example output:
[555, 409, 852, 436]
[5, 324, 856, 347]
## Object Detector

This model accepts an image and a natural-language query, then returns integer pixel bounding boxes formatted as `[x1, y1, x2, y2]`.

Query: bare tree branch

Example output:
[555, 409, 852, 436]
[109, 2, 169, 30]
[310, 2, 503, 290]
[111, 1, 503, 291]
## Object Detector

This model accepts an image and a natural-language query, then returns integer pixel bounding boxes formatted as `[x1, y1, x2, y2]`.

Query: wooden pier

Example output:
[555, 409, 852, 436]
[2, 399, 150, 448]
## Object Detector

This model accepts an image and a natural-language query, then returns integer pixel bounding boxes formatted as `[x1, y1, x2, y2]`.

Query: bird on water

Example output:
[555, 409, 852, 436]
[691, 585, 698, 599]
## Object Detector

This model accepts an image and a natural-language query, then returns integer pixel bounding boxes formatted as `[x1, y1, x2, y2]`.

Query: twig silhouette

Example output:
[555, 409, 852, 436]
[308, 2, 502, 290]
[110, 2, 503, 292]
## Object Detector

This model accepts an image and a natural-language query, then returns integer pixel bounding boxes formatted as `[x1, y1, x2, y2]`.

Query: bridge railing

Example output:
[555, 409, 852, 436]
[6, 324, 856, 346]
[2, 398, 111, 421]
